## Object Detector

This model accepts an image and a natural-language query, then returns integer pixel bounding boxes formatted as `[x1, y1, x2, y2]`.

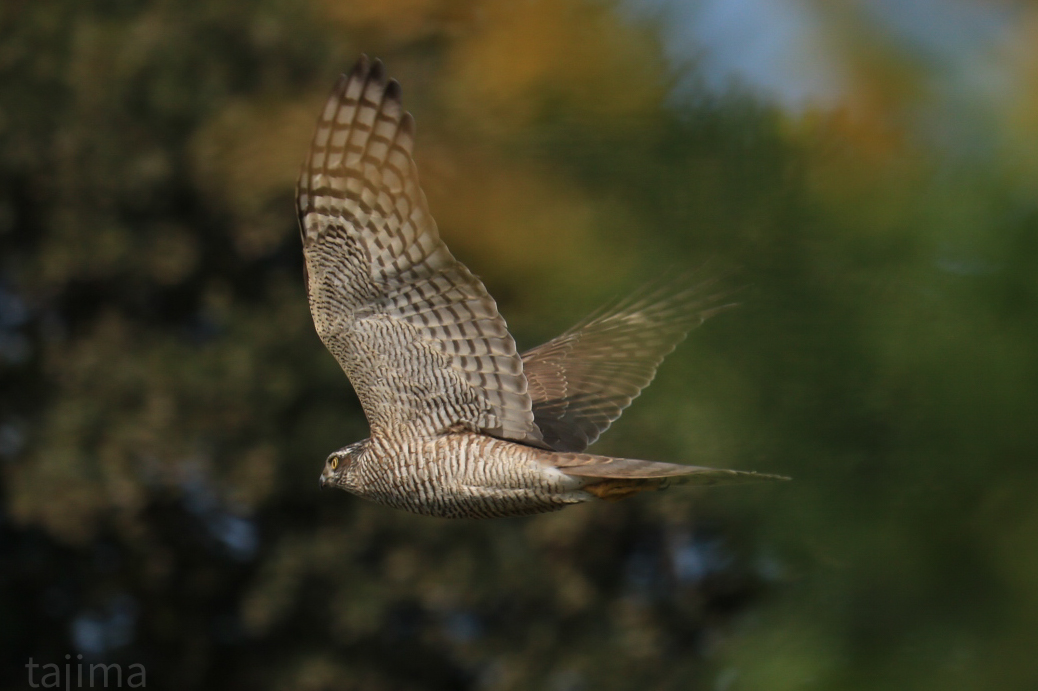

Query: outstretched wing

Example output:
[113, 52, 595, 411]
[522, 279, 732, 452]
[297, 57, 542, 444]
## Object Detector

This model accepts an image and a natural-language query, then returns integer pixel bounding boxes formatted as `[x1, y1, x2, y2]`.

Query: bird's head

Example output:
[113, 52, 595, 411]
[319, 439, 367, 490]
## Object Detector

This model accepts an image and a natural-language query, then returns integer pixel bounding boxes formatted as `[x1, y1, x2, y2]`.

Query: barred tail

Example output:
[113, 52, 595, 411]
[552, 452, 789, 501]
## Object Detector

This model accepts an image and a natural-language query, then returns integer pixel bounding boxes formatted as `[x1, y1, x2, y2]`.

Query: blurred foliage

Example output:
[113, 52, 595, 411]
[2, 0, 1038, 690]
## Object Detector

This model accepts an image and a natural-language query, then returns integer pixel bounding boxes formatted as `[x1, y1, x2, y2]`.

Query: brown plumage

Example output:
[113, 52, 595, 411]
[301, 56, 787, 518]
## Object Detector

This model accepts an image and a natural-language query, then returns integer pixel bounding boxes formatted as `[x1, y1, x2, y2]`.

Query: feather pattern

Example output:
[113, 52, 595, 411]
[522, 278, 734, 451]
[297, 56, 542, 444]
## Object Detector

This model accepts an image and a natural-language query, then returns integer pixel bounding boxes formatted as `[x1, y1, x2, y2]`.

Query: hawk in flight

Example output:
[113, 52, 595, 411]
[298, 56, 785, 518]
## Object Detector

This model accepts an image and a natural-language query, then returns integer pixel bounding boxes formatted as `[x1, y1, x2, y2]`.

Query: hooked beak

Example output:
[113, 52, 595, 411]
[319, 473, 328, 489]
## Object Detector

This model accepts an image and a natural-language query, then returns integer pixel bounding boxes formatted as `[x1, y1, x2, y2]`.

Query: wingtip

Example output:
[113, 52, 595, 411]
[399, 111, 416, 137]
[369, 57, 386, 86]
[341, 55, 388, 92]
[351, 54, 370, 78]
[384, 78, 402, 104]
[331, 72, 350, 97]
[330, 55, 372, 99]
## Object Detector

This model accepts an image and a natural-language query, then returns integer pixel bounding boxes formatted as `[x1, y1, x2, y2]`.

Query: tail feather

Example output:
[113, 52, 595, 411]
[553, 452, 789, 485]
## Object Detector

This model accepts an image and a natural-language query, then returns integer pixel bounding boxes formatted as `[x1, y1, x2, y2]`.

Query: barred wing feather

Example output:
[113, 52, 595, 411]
[297, 56, 542, 445]
[522, 280, 731, 452]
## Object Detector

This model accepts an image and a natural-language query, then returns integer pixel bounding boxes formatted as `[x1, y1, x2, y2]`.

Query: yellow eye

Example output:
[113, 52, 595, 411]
[330, 457, 339, 470]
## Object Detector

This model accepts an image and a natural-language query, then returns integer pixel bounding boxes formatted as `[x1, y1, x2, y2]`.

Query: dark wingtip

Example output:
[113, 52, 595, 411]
[384, 79, 402, 104]
[369, 58, 386, 86]
[399, 111, 416, 136]
[350, 54, 370, 80]
[331, 72, 350, 98]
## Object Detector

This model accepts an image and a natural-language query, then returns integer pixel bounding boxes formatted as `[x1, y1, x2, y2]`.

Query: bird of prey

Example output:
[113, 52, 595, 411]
[298, 56, 785, 518]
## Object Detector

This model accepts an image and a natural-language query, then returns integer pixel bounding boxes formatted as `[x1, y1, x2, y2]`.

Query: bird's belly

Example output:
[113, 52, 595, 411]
[351, 435, 589, 518]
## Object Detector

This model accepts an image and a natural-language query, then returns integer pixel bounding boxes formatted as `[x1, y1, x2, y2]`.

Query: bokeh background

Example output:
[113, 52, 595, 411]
[3, 0, 1038, 689]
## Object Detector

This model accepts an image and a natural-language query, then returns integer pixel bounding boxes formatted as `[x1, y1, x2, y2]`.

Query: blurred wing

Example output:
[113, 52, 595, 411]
[297, 57, 541, 444]
[522, 279, 731, 451]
